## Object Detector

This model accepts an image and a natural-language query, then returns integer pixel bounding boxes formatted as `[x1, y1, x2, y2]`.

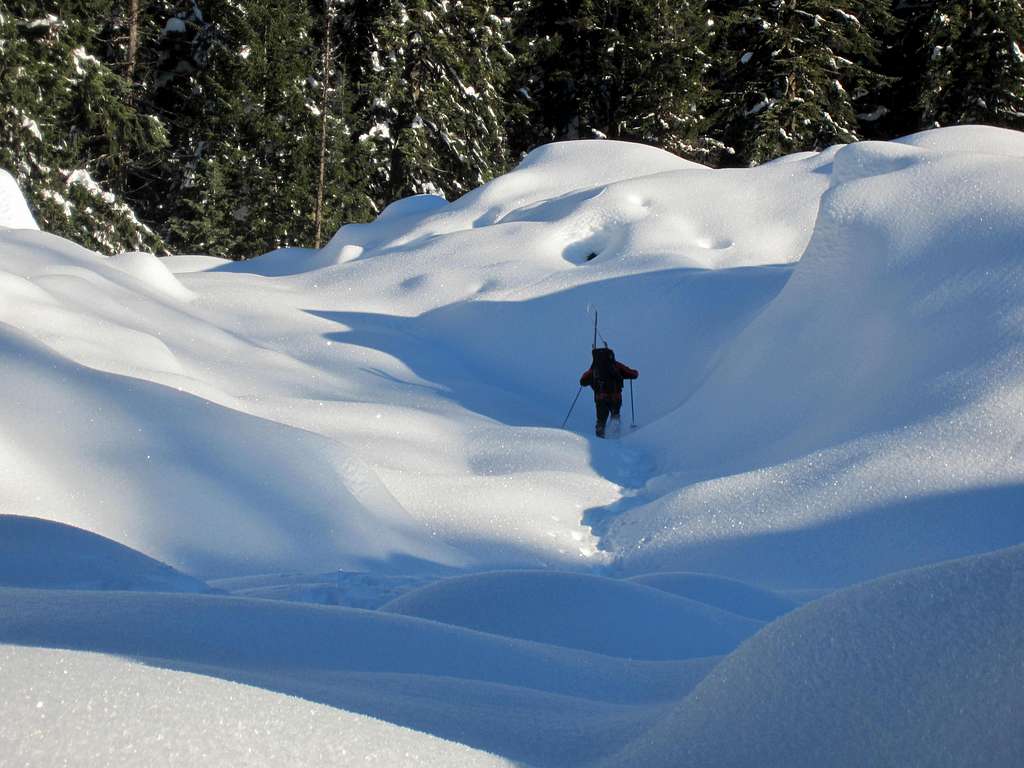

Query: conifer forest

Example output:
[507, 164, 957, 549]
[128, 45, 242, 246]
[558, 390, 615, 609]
[2, 0, 1023, 259]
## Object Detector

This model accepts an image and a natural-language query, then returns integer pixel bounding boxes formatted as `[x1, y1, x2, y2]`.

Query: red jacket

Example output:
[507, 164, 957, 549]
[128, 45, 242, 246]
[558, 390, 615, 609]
[580, 362, 638, 402]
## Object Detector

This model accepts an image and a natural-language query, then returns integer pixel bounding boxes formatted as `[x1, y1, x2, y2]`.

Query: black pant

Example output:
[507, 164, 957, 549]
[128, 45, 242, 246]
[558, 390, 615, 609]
[595, 400, 621, 436]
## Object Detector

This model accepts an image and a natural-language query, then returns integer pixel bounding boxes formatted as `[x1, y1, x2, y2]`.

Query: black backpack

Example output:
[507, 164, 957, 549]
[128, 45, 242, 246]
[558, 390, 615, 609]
[591, 347, 622, 394]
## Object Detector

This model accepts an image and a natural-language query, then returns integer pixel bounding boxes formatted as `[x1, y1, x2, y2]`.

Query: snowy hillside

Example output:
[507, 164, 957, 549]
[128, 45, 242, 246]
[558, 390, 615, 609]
[2, 126, 1023, 766]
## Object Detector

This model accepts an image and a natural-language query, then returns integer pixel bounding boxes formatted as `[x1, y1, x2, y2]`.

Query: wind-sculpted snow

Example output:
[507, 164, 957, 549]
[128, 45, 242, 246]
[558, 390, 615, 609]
[894, 123, 1024, 157]
[0, 226, 617, 576]
[108, 250, 196, 302]
[381, 570, 761, 660]
[606, 545, 1024, 768]
[1, 645, 516, 767]
[2, 127, 1024, 765]
[0, 588, 715, 766]
[0, 322, 466, 578]
[0, 589, 702, 703]
[626, 572, 797, 622]
[320, 140, 700, 258]
[602, 134, 1024, 587]
[0, 515, 208, 593]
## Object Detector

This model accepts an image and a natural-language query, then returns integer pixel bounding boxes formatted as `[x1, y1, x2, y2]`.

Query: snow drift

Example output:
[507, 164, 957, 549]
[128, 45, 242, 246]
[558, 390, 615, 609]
[606, 544, 1024, 768]
[605, 127, 1024, 588]
[1, 644, 515, 767]
[625, 572, 797, 622]
[2, 126, 1024, 766]
[380, 569, 762, 660]
[0, 169, 37, 230]
[0, 314, 464, 578]
[0, 588, 712, 766]
[0, 515, 208, 592]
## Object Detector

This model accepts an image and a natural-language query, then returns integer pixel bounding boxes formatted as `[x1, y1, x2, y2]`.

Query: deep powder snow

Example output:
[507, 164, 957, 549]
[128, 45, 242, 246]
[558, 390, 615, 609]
[1, 126, 1023, 766]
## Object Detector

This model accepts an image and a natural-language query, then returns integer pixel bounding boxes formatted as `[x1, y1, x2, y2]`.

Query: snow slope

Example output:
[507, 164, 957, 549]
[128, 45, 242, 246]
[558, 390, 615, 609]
[605, 130, 1024, 588]
[0, 315, 464, 578]
[606, 543, 1024, 768]
[380, 570, 762, 660]
[0, 588, 713, 767]
[625, 572, 797, 621]
[0, 515, 208, 592]
[1, 644, 515, 767]
[2, 126, 1024, 765]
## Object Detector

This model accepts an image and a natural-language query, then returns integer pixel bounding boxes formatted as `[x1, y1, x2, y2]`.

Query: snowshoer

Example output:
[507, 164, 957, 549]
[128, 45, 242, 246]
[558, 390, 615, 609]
[579, 347, 638, 438]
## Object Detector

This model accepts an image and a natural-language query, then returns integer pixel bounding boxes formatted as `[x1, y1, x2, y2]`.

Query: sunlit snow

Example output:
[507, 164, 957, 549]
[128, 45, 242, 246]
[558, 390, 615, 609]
[1, 126, 1023, 766]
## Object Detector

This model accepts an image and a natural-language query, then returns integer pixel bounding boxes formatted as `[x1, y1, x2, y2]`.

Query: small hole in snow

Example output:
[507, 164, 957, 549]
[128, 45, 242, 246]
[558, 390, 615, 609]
[585, 252, 598, 262]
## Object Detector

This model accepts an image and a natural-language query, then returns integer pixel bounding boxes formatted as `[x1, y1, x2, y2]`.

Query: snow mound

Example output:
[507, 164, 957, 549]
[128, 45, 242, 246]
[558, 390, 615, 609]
[607, 545, 1024, 768]
[320, 139, 702, 263]
[0, 170, 38, 230]
[160, 254, 231, 273]
[0, 589, 699, 703]
[609, 128, 1024, 586]
[0, 515, 208, 593]
[109, 251, 196, 301]
[626, 572, 797, 621]
[498, 148, 834, 268]
[0, 227, 618, 576]
[380, 570, 762, 660]
[0, 586, 711, 705]
[0, 587, 715, 766]
[512, 139, 700, 183]
[895, 124, 1024, 157]
[376, 193, 449, 222]
[828, 139, 923, 186]
[214, 245, 350, 276]
[2, 126, 1024, 765]
[1, 645, 514, 767]
[0, 323, 465, 579]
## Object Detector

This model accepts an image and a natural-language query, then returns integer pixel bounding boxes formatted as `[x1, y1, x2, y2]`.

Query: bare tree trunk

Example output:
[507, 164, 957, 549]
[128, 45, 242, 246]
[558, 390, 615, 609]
[314, 1, 334, 249]
[126, 0, 139, 87]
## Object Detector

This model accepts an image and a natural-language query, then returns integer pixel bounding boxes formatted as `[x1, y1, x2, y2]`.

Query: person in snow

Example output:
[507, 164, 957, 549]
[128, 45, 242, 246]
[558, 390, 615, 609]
[579, 346, 638, 438]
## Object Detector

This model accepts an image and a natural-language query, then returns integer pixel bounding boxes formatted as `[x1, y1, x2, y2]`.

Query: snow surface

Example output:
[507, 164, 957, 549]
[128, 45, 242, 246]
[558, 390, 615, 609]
[0, 588, 713, 767]
[1, 644, 515, 767]
[2, 126, 1024, 765]
[380, 570, 762, 660]
[0, 169, 38, 230]
[604, 134, 1024, 588]
[625, 572, 797, 621]
[606, 544, 1024, 768]
[0, 515, 208, 593]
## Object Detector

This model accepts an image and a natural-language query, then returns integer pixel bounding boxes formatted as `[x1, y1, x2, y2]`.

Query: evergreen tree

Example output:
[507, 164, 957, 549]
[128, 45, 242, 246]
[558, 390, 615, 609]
[512, 0, 711, 159]
[610, 0, 713, 159]
[0, 0, 167, 252]
[341, 0, 514, 208]
[909, 0, 1024, 131]
[706, 0, 896, 165]
[17, 0, 1024, 261]
[309, 0, 376, 244]
[153, 0, 324, 258]
[313, 0, 338, 249]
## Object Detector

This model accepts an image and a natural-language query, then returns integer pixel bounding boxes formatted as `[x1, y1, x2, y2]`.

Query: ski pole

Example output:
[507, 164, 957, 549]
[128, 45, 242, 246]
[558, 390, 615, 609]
[561, 386, 583, 428]
[630, 379, 637, 428]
